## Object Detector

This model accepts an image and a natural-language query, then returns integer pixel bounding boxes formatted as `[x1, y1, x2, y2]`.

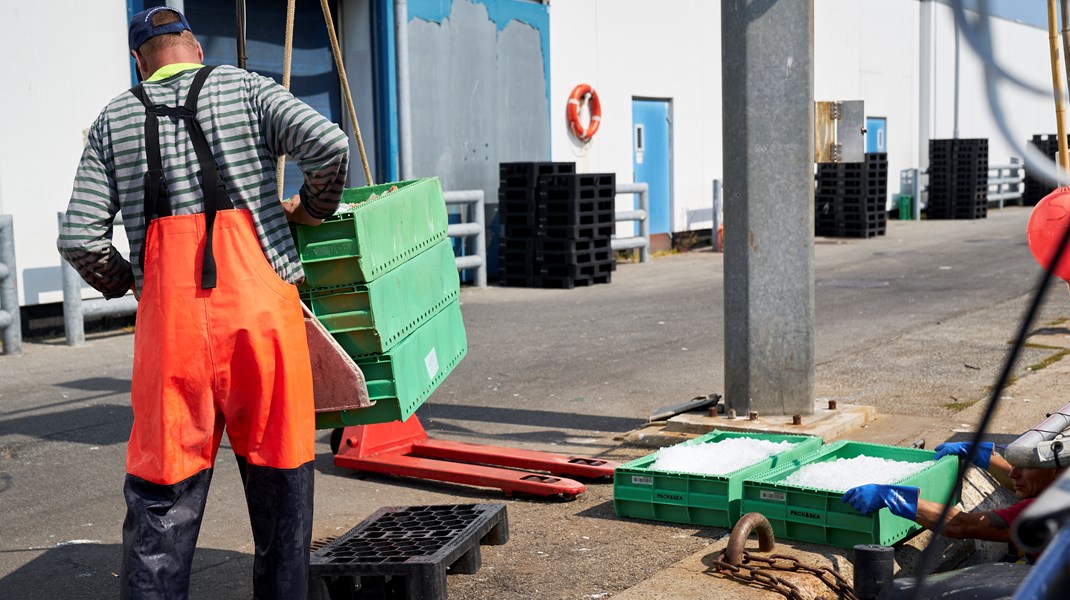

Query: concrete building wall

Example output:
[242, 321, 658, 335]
[1, 2, 131, 305]
[548, 0, 723, 234]
[407, 0, 551, 195]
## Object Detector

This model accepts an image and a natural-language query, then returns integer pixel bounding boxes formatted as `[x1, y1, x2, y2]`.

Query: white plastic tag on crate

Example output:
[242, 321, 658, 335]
[424, 347, 440, 380]
[632, 475, 653, 486]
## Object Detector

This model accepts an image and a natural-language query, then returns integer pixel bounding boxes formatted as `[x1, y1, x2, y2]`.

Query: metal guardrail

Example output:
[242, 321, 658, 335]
[899, 158, 1026, 217]
[987, 158, 1024, 208]
[0, 214, 22, 355]
[613, 182, 650, 263]
[444, 190, 487, 288]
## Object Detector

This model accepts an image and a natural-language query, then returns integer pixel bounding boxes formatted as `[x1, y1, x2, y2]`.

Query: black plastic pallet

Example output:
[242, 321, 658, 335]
[309, 504, 509, 600]
[538, 237, 611, 253]
[499, 162, 576, 189]
[543, 259, 616, 279]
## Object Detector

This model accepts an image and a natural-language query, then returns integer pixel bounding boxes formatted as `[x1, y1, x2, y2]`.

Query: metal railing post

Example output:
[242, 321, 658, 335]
[0, 214, 22, 355]
[59, 213, 86, 346]
[613, 182, 650, 263]
[911, 168, 922, 220]
[712, 179, 723, 253]
[444, 190, 487, 287]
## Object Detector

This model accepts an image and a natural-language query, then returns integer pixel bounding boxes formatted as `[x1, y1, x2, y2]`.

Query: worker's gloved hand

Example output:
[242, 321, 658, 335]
[934, 441, 993, 469]
[841, 484, 919, 520]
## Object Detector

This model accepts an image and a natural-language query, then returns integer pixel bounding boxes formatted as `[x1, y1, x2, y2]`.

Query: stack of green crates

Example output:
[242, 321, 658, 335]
[613, 431, 823, 528]
[739, 440, 959, 547]
[291, 178, 468, 428]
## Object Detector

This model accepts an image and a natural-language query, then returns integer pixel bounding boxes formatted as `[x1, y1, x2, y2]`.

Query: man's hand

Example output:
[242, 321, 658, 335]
[934, 441, 993, 469]
[281, 194, 324, 226]
[842, 484, 920, 520]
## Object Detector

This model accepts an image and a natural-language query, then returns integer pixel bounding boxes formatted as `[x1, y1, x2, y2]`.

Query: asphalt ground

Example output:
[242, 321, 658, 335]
[2, 206, 1068, 599]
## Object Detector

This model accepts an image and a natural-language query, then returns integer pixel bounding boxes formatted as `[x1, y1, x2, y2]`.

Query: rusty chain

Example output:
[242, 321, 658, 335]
[711, 550, 857, 600]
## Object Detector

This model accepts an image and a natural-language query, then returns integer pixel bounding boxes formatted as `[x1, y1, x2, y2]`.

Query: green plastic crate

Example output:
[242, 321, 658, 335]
[301, 238, 460, 358]
[740, 440, 959, 548]
[293, 178, 448, 288]
[315, 300, 467, 429]
[613, 431, 823, 528]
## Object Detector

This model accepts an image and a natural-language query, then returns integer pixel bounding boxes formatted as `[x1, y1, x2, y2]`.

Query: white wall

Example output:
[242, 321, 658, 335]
[815, 0, 920, 201]
[548, 0, 723, 235]
[929, 4, 1055, 166]
[550, 0, 1057, 233]
[0, 2, 131, 305]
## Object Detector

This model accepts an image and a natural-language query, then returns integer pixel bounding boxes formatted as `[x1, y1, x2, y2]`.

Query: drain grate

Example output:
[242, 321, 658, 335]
[309, 504, 508, 600]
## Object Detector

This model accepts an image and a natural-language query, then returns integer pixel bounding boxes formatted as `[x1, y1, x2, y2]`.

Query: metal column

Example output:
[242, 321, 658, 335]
[395, 0, 414, 181]
[721, 0, 815, 416]
[0, 215, 21, 355]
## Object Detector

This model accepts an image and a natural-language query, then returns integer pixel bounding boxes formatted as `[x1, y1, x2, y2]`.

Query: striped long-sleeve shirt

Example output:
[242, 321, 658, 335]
[58, 64, 349, 298]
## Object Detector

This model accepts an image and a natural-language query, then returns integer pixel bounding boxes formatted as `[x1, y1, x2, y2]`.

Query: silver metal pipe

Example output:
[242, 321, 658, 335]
[611, 237, 647, 251]
[59, 213, 86, 347]
[448, 223, 483, 237]
[82, 296, 139, 320]
[615, 210, 647, 222]
[0, 214, 22, 355]
[454, 255, 483, 270]
[712, 179, 723, 253]
[395, 0, 414, 180]
[1005, 399, 1070, 467]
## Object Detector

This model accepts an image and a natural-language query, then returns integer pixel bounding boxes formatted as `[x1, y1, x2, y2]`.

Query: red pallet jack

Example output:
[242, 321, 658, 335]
[331, 415, 620, 498]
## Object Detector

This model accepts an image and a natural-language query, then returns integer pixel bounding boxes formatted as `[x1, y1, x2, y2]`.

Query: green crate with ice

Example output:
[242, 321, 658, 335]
[613, 431, 822, 528]
[740, 440, 959, 548]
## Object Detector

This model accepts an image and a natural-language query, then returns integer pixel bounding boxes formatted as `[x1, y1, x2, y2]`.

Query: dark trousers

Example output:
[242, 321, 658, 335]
[120, 459, 314, 600]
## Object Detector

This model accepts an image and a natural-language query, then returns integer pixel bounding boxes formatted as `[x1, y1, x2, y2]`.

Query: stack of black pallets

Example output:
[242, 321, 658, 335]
[815, 152, 888, 238]
[927, 138, 988, 219]
[498, 162, 616, 289]
[1023, 134, 1068, 205]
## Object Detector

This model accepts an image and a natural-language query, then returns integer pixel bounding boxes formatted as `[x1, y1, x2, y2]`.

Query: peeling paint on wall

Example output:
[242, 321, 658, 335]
[408, 0, 550, 197]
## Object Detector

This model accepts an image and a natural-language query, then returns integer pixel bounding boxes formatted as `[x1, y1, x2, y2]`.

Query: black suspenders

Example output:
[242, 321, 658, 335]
[130, 66, 234, 289]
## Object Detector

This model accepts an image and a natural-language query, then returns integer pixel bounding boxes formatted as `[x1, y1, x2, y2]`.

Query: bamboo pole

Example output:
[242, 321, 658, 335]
[1049, 0, 1070, 174]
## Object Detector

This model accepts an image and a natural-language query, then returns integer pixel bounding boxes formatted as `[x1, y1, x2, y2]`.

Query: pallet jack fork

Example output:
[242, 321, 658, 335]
[332, 415, 620, 498]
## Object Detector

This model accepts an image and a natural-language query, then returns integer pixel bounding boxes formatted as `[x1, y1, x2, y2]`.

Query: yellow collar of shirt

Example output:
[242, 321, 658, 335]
[147, 63, 204, 82]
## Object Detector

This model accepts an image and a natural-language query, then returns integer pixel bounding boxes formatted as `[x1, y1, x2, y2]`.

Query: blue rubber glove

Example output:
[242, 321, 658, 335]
[933, 441, 993, 469]
[841, 484, 920, 520]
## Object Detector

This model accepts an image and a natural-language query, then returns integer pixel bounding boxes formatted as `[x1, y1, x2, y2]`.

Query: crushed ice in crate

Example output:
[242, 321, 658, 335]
[649, 437, 798, 475]
[783, 456, 927, 491]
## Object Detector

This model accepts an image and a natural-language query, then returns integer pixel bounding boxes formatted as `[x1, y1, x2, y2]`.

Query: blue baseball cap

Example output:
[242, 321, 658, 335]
[128, 7, 192, 52]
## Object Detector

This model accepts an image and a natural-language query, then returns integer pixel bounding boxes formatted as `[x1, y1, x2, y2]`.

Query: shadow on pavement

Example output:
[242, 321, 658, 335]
[0, 543, 253, 600]
[0, 404, 131, 446]
[417, 403, 644, 435]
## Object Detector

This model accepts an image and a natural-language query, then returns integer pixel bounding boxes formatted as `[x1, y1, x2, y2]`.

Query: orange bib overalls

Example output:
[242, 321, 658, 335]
[120, 66, 315, 600]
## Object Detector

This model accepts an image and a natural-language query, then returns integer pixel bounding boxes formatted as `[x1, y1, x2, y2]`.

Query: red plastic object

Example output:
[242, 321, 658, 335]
[333, 415, 619, 498]
[1027, 187, 1070, 279]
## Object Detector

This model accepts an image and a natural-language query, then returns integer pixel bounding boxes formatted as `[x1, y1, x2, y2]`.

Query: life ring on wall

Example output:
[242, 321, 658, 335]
[567, 84, 601, 142]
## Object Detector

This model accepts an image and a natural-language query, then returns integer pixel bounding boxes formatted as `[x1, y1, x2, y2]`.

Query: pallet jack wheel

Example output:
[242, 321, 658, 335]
[329, 427, 344, 456]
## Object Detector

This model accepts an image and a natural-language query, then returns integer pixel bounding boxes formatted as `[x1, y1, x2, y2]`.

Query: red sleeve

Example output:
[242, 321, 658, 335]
[993, 497, 1035, 527]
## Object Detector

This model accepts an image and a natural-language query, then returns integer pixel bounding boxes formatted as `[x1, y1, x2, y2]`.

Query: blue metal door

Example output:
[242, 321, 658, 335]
[632, 99, 672, 235]
[866, 117, 887, 153]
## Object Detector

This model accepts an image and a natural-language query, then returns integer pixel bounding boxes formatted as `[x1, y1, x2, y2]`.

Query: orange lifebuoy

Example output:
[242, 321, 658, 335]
[567, 84, 601, 142]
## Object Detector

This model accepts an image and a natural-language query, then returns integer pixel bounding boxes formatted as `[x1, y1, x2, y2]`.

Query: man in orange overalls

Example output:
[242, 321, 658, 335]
[58, 7, 350, 599]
